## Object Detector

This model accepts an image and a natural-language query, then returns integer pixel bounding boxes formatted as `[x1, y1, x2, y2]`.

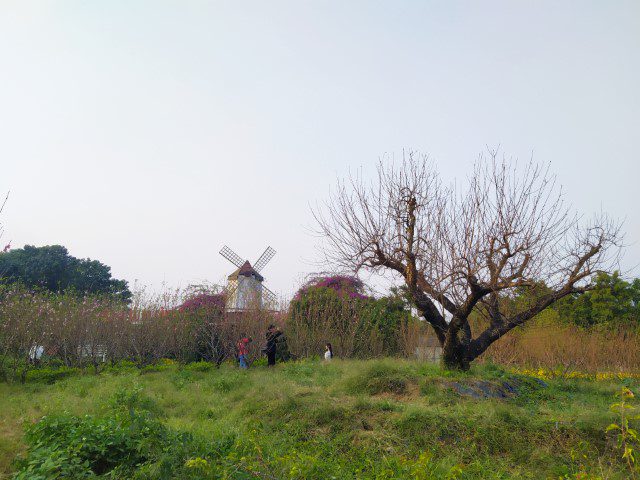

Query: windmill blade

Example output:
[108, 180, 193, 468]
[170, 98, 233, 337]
[223, 283, 238, 298]
[219, 245, 244, 268]
[224, 282, 238, 298]
[261, 285, 278, 309]
[253, 246, 276, 272]
[223, 282, 238, 310]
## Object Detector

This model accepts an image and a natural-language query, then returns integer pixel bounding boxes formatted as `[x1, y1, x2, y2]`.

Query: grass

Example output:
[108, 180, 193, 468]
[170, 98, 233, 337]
[0, 358, 638, 479]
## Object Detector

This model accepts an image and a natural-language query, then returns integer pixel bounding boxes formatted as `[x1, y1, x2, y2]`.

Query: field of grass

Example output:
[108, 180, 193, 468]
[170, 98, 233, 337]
[0, 358, 638, 479]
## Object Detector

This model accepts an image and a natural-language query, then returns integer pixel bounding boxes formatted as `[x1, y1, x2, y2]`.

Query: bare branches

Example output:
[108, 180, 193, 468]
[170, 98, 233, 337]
[0, 191, 8, 245]
[313, 149, 625, 368]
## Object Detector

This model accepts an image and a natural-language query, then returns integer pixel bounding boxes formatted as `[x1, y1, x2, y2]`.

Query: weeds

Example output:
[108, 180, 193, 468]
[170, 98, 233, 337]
[607, 387, 640, 477]
[2, 359, 640, 479]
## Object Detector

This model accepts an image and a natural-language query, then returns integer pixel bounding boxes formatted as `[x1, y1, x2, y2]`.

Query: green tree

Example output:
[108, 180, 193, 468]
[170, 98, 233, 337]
[0, 245, 131, 302]
[558, 272, 640, 327]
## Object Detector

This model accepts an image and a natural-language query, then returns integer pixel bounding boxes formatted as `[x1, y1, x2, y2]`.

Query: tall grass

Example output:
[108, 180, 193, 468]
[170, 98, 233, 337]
[1, 358, 638, 479]
[479, 320, 640, 373]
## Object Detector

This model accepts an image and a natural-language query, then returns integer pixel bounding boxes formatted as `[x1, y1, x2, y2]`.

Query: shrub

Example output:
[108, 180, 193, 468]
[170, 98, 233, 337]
[102, 360, 138, 375]
[15, 412, 167, 477]
[13, 447, 94, 480]
[109, 385, 163, 417]
[24, 366, 80, 384]
[12, 387, 227, 479]
[286, 280, 417, 359]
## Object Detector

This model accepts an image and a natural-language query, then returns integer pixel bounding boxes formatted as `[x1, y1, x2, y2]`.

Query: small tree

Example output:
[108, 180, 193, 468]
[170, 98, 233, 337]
[313, 150, 623, 369]
[178, 292, 226, 363]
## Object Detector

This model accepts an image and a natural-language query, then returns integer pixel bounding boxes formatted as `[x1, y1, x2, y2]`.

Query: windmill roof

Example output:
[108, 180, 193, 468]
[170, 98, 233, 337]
[228, 261, 264, 282]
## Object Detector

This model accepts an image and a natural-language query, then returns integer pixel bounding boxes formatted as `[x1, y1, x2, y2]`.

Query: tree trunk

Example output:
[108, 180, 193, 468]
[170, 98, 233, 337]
[441, 327, 470, 371]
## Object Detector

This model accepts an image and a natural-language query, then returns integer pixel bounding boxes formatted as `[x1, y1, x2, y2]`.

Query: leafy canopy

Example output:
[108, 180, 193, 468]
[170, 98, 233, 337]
[0, 244, 131, 302]
[557, 271, 640, 328]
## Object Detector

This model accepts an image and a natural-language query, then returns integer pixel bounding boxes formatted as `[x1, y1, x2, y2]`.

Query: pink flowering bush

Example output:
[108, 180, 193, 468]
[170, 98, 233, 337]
[286, 275, 417, 359]
[178, 293, 226, 313]
[294, 275, 370, 300]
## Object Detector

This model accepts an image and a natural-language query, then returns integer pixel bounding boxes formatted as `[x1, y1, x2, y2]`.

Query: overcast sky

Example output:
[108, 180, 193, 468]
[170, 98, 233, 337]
[1, 1, 638, 299]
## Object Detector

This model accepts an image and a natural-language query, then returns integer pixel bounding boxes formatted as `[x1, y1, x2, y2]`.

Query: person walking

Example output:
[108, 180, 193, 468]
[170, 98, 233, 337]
[324, 343, 333, 361]
[236, 336, 252, 369]
[264, 324, 281, 367]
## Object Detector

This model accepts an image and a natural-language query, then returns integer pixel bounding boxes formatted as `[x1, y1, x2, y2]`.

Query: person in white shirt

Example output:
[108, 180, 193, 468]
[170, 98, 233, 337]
[29, 345, 44, 364]
[324, 343, 333, 361]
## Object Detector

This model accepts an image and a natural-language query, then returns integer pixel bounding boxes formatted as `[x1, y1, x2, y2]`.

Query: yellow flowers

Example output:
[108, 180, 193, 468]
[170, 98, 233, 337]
[511, 367, 640, 381]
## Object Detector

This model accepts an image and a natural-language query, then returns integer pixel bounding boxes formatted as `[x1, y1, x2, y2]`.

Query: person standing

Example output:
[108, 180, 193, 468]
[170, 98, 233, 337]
[324, 343, 333, 361]
[264, 324, 281, 367]
[236, 336, 252, 369]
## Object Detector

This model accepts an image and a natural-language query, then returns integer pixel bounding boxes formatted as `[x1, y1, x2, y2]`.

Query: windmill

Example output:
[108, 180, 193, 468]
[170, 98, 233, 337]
[219, 245, 277, 311]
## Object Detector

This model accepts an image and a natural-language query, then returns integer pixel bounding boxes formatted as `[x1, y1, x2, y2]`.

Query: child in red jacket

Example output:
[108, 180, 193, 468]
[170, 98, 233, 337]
[237, 336, 252, 369]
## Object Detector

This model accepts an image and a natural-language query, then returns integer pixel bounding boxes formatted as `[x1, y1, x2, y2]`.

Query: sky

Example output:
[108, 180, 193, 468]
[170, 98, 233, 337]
[0, 1, 638, 300]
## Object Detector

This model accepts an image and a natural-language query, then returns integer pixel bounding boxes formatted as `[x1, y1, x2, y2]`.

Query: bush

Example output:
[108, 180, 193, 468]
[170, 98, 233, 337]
[13, 447, 95, 480]
[12, 387, 229, 479]
[109, 385, 163, 417]
[24, 366, 80, 384]
[15, 412, 167, 477]
[286, 280, 417, 359]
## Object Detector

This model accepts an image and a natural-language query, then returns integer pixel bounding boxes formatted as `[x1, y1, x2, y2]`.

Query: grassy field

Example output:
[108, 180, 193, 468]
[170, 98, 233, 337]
[0, 358, 638, 479]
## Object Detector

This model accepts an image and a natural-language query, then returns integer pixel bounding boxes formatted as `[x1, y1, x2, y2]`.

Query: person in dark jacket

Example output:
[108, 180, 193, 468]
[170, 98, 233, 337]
[264, 324, 282, 367]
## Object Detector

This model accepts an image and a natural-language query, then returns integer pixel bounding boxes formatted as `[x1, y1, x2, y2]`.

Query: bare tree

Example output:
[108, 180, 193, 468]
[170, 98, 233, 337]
[313, 150, 624, 369]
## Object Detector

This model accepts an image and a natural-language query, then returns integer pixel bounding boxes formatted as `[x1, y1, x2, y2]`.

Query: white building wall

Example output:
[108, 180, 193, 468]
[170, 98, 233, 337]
[227, 276, 263, 311]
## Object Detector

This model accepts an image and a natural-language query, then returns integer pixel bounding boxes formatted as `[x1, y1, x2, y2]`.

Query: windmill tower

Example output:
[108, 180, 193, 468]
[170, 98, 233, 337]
[219, 245, 277, 311]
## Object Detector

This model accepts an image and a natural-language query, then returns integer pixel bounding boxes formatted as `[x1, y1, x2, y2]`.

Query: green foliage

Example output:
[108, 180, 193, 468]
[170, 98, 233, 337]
[12, 387, 230, 479]
[25, 366, 80, 384]
[360, 296, 413, 353]
[102, 360, 138, 375]
[473, 272, 640, 330]
[0, 245, 131, 302]
[15, 412, 166, 478]
[109, 384, 163, 417]
[606, 387, 640, 476]
[558, 272, 640, 328]
[287, 283, 414, 357]
[183, 361, 213, 372]
[3, 359, 639, 479]
[13, 447, 95, 480]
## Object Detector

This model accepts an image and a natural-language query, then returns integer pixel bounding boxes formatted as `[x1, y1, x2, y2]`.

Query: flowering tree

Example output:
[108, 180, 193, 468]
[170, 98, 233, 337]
[287, 275, 415, 358]
[177, 293, 227, 363]
[178, 293, 226, 313]
[294, 275, 369, 300]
